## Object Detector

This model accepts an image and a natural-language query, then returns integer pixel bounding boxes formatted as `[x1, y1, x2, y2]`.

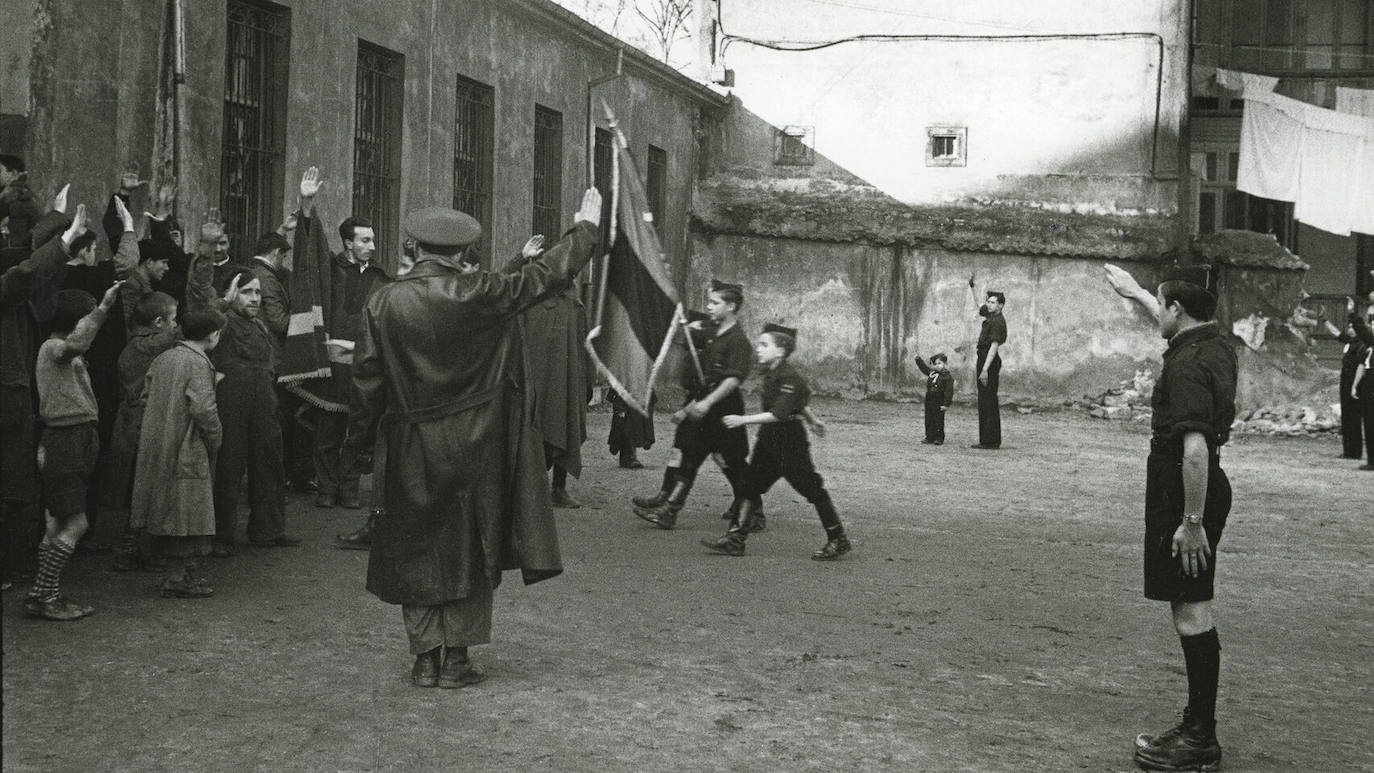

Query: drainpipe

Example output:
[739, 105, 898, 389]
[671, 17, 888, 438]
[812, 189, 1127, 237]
[583, 48, 624, 326]
[173, 0, 187, 226]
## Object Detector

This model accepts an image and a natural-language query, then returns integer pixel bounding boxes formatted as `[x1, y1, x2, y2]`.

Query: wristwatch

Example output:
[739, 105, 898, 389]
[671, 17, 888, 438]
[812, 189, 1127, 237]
[1184, 513, 1204, 526]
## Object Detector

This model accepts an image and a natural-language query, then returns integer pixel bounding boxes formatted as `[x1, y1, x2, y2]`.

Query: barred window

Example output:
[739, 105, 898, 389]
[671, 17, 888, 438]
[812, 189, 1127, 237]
[532, 105, 563, 239]
[453, 75, 494, 261]
[354, 41, 404, 271]
[220, 0, 290, 260]
[646, 144, 668, 229]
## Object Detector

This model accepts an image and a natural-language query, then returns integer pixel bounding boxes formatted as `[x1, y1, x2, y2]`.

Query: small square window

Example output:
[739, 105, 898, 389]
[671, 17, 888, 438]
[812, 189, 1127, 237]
[926, 126, 966, 167]
[774, 126, 814, 166]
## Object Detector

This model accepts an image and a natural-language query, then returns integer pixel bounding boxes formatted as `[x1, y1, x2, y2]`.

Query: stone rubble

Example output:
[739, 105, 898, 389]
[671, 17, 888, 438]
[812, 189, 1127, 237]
[1082, 371, 1341, 436]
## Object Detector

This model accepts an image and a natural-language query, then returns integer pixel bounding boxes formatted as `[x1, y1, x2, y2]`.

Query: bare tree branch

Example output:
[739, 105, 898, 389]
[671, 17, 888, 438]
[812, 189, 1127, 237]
[635, 0, 693, 63]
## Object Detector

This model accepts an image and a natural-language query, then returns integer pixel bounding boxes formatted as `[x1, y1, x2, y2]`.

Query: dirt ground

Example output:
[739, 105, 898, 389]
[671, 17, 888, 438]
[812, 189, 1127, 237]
[3, 399, 1372, 772]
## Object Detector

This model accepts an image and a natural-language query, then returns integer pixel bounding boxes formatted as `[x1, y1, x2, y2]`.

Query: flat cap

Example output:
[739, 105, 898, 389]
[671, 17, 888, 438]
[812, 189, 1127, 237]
[763, 322, 797, 339]
[710, 279, 743, 293]
[403, 207, 481, 248]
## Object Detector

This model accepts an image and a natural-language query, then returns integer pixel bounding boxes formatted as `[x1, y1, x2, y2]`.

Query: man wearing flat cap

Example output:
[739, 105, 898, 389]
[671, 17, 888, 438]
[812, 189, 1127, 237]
[350, 188, 602, 689]
[1107, 263, 1236, 771]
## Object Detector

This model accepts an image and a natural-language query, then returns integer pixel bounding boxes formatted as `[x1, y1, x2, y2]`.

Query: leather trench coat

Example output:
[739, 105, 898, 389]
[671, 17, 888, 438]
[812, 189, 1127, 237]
[351, 222, 597, 606]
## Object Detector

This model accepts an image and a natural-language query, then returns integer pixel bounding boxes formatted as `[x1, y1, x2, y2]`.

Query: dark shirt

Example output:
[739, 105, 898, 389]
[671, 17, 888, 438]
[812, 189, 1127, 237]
[977, 309, 1008, 355]
[702, 322, 751, 391]
[914, 357, 955, 406]
[759, 361, 810, 421]
[188, 252, 277, 379]
[1150, 323, 1237, 448]
[328, 251, 391, 343]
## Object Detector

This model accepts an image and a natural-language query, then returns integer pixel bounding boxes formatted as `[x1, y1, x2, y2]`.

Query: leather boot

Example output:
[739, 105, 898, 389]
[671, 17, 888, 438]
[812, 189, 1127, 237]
[439, 646, 487, 688]
[634, 479, 690, 530]
[631, 489, 668, 509]
[411, 647, 441, 688]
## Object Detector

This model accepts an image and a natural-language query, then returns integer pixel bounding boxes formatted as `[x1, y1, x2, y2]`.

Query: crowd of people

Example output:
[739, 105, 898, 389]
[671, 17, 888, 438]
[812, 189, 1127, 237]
[5, 145, 1371, 770]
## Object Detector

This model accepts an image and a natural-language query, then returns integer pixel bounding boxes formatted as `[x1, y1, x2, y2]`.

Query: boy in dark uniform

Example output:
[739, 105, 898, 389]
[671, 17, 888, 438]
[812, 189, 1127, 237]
[914, 352, 954, 445]
[700, 324, 851, 560]
[973, 290, 1007, 449]
[633, 280, 751, 530]
[1125, 266, 1236, 772]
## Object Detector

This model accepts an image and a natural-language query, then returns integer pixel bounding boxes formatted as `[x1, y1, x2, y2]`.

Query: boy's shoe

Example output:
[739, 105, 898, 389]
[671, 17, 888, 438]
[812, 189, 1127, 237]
[933, 440, 943, 445]
[160, 577, 215, 598]
[745, 513, 767, 533]
[920, 438, 934, 444]
[632, 491, 667, 509]
[1133, 717, 1221, 771]
[23, 595, 94, 621]
[811, 537, 852, 561]
[634, 501, 678, 529]
[551, 488, 581, 509]
[700, 533, 746, 556]
[210, 543, 236, 558]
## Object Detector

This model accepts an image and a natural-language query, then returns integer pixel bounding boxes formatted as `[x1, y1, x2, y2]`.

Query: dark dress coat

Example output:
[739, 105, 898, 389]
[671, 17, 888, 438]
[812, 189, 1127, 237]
[502, 254, 588, 476]
[351, 222, 597, 606]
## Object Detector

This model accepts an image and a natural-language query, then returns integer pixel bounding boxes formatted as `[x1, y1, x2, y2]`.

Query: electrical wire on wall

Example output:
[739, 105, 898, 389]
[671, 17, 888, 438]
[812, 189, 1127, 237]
[711, 0, 1174, 179]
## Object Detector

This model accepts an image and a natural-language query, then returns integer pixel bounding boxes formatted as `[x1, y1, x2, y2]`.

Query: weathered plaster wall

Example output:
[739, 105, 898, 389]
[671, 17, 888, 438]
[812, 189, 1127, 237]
[18, 0, 720, 272]
[691, 232, 1170, 401]
[711, 0, 1189, 214]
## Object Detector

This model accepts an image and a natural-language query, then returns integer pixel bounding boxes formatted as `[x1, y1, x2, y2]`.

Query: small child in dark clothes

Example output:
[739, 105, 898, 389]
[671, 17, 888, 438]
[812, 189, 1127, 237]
[914, 352, 955, 444]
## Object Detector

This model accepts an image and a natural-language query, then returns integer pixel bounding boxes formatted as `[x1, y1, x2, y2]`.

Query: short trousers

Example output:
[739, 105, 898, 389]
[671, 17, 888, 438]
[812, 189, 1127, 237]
[1142, 450, 1231, 603]
[38, 422, 100, 518]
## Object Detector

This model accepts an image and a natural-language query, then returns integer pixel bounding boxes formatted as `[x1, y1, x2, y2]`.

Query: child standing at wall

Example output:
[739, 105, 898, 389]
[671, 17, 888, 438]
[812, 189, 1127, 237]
[130, 307, 227, 597]
[914, 352, 955, 445]
[701, 323, 852, 560]
[26, 280, 122, 620]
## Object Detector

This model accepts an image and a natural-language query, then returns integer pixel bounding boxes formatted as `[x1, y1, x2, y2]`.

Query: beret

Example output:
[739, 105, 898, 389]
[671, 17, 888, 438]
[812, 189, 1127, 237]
[403, 207, 481, 248]
[763, 322, 797, 339]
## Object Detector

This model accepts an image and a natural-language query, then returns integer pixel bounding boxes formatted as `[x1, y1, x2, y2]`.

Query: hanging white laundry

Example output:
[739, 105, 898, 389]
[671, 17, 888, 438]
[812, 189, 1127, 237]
[1336, 86, 1374, 118]
[1296, 125, 1362, 236]
[1236, 93, 1303, 202]
[1351, 138, 1374, 235]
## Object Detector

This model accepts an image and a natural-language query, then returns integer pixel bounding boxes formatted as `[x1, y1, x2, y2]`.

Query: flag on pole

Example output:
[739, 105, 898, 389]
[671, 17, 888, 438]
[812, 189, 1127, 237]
[278, 212, 336, 406]
[585, 108, 682, 417]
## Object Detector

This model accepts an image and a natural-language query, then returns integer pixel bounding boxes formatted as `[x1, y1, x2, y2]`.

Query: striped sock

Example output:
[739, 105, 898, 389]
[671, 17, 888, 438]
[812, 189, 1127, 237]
[27, 538, 74, 603]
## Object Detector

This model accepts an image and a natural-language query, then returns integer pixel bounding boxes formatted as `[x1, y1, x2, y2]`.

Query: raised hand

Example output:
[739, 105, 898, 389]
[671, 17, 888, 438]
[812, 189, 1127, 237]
[222, 271, 243, 304]
[521, 234, 545, 258]
[69, 202, 89, 235]
[154, 183, 176, 217]
[1102, 263, 1143, 300]
[114, 196, 135, 232]
[52, 183, 70, 214]
[200, 209, 225, 244]
[573, 187, 602, 226]
[119, 169, 149, 192]
[300, 166, 323, 199]
[100, 280, 124, 311]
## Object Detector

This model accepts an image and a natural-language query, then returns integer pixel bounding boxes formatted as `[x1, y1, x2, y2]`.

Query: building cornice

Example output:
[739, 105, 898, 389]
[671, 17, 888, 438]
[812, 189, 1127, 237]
[505, 0, 729, 110]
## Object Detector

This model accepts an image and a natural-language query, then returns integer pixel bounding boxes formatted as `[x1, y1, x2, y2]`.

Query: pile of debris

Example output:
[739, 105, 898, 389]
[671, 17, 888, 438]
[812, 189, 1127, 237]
[1085, 371, 1156, 423]
[1231, 405, 1341, 436]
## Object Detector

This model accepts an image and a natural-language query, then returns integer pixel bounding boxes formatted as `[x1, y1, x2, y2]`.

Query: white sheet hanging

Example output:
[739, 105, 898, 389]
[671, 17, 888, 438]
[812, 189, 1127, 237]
[1236, 94, 1303, 202]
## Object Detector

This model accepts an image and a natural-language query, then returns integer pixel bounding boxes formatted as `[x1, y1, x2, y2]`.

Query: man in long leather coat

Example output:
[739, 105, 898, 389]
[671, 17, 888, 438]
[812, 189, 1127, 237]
[350, 189, 601, 689]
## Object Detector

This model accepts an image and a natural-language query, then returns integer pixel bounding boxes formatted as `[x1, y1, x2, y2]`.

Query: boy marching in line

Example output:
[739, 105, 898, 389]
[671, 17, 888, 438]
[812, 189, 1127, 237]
[914, 352, 954, 445]
[632, 281, 753, 530]
[701, 323, 852, 561]
[26, 231, 123, 619]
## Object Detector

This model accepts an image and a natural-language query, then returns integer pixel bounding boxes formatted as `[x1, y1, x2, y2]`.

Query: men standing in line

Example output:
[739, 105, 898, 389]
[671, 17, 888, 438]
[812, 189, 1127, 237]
[350, 189, 601, 688]
[972, 287, 1007, 450]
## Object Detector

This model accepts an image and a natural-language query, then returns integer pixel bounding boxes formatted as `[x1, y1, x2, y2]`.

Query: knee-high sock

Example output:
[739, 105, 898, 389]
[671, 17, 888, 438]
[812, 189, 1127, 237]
[1180, 628, 1221, 733]
[28, 538, 75, 602]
